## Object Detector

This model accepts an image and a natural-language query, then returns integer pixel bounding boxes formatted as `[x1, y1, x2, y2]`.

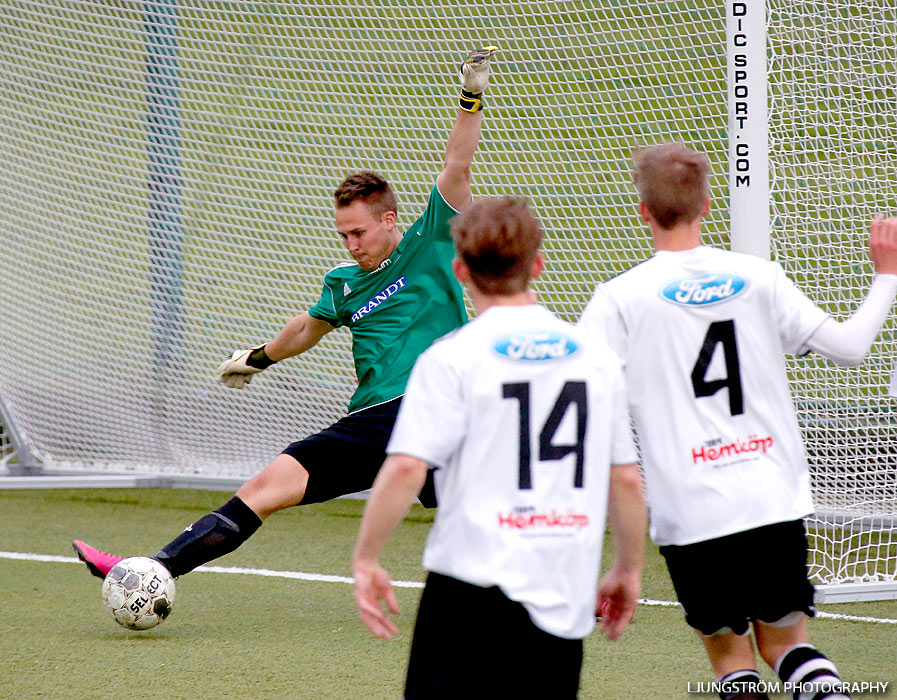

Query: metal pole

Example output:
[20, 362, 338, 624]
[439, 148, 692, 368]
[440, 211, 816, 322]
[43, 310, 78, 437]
[145, 0, 184, 375]
[0, 390, 39, 473]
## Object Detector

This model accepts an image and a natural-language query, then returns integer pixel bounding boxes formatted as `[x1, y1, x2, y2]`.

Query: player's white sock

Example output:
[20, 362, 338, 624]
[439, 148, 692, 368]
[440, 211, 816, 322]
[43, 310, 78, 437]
[775, 644, 851, 700]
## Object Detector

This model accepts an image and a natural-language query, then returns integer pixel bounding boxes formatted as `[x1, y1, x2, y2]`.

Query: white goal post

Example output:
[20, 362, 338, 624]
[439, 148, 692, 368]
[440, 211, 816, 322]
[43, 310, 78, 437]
[727, 0, 769, 259]
[0, 1, 894, 600]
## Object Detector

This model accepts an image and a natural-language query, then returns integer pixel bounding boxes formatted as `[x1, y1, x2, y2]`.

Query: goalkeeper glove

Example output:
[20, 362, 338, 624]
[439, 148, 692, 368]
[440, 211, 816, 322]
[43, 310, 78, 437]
[216, 345, 276, 389]
[459, 46, 497, 113]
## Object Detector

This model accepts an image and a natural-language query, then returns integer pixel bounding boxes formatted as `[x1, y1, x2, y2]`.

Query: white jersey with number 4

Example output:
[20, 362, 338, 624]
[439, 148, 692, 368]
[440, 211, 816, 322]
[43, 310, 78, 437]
[579, 246, 829, 546]
[388, 304, 637, 639]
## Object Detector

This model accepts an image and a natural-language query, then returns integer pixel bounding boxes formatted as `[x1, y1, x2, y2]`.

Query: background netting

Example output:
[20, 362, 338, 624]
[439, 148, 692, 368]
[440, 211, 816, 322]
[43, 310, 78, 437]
[0, 1, 894, 587]
[768, 1, 897, 585]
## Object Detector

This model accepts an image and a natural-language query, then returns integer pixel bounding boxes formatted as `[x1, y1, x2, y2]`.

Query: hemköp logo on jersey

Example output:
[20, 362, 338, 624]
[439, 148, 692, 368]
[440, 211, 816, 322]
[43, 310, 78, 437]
[660, 272, 748, 306]
[493, 331, 580, 361]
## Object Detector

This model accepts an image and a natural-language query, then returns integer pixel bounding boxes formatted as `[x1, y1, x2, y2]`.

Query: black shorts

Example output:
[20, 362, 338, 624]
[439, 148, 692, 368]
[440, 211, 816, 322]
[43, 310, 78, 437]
[405, 572, 583, 700]
[281, 397, 436, 507]
[659, 519, 816, 636]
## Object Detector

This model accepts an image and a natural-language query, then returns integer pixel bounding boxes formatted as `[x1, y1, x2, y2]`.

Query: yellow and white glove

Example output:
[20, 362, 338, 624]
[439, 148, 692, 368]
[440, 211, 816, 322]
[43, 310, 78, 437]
[216, 345, 276, 389]
[459, 46, 497, 113]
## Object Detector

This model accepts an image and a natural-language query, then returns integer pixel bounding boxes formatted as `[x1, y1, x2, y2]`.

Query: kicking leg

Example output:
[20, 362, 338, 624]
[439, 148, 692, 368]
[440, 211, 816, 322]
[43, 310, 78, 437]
[154, 454, 308, 577]
[236, 453, 309, 519]
[74, 398, 400, 580]
[74, 454, 309, 579]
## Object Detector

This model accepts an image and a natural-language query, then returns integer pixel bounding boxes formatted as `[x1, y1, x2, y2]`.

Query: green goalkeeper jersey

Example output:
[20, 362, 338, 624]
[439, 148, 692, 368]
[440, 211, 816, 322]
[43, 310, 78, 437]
[308, 183, 467, 413]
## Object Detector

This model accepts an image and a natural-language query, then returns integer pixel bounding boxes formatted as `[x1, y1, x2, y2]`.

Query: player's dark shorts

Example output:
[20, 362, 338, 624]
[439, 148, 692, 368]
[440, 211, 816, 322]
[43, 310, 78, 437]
[281, 397, 436, 507]
[404, 572, 583, 699]
[659, 519, 816, 636]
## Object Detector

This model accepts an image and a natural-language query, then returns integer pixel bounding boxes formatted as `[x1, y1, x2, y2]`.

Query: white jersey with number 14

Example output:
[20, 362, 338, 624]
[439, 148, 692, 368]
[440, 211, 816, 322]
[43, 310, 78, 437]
[579, 246, 829, 546]
[387, 304, 637, 639]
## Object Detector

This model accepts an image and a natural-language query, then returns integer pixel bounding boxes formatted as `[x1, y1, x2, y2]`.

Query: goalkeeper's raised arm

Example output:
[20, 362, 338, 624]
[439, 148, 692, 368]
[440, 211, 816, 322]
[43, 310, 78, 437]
[437, 46, 497, 211]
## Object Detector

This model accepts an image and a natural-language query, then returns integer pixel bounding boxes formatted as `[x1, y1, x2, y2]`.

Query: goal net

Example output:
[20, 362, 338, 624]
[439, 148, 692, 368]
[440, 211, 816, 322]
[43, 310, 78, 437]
[0, 1, 894, 593]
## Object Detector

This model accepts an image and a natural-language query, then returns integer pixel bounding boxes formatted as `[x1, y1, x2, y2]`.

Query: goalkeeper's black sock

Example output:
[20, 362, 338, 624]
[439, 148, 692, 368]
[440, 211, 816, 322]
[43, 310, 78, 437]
[154, 496, 262, 578]
[718, 670, 769, 700]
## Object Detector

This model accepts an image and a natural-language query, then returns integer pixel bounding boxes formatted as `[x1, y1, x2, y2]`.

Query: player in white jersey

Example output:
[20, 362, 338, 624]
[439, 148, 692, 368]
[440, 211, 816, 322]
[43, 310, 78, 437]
[579, 143, 897, 700]
[352, 197, 647, 698]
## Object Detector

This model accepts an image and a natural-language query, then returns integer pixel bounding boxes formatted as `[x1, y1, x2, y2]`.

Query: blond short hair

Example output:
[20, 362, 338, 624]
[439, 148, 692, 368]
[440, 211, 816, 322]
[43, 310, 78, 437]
[633, 143, 709, 229]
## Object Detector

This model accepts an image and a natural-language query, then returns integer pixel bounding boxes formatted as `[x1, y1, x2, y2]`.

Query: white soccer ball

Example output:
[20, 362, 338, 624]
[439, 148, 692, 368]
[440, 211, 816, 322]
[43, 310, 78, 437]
[102, 556, 176, 630]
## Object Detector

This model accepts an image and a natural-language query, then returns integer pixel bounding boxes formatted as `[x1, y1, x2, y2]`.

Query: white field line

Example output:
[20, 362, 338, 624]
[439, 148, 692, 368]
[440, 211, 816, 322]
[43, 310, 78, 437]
[3, 550, 896, 625]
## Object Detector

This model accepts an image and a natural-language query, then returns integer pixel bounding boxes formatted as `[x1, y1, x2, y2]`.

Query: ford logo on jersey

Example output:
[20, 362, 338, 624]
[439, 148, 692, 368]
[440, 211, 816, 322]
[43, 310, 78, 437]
[660, 273, 748, 306]
[493, 331, 580, 361]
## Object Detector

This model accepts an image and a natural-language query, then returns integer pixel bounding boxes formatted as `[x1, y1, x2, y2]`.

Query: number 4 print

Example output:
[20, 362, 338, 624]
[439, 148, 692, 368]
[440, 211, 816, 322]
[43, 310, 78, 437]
[502, 381, 588, 490]
[691, 319, 744, 415]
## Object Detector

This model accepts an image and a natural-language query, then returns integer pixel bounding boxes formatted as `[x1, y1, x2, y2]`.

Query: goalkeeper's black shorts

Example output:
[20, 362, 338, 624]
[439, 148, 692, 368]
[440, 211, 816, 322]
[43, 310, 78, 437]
[281, 396, 437, 507]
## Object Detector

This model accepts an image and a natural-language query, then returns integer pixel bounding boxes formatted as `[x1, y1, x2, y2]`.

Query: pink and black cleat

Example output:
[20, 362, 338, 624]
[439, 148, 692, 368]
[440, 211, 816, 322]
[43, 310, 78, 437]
[72, 540, 124, 579]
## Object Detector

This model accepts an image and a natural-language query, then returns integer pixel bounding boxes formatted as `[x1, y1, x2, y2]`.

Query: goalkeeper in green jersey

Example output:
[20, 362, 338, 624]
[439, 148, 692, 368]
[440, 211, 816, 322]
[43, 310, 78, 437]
[73, 47, 497, 582]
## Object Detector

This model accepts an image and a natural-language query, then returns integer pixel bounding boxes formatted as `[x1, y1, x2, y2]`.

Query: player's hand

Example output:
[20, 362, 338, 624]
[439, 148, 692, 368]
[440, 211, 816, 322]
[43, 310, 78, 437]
[353, 561, 400, 640]
[869, 214, 897, 276]
[216, 345, 274, 389]
[596, 567, 640, 641]
[459, 46, 497, 113]
[460, 46, 497, 94]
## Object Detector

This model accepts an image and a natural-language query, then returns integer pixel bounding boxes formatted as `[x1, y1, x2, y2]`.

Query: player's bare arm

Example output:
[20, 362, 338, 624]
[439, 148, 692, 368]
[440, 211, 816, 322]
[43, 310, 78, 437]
[352, 454, 428, 640]
[438, 111, 481, 211]
[216, 312, 334, 389]
[597, 462, 647, 641]
[264, 312, 335, 360]
[804, 214, 897, 366]
[436, 47, 496, 210]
